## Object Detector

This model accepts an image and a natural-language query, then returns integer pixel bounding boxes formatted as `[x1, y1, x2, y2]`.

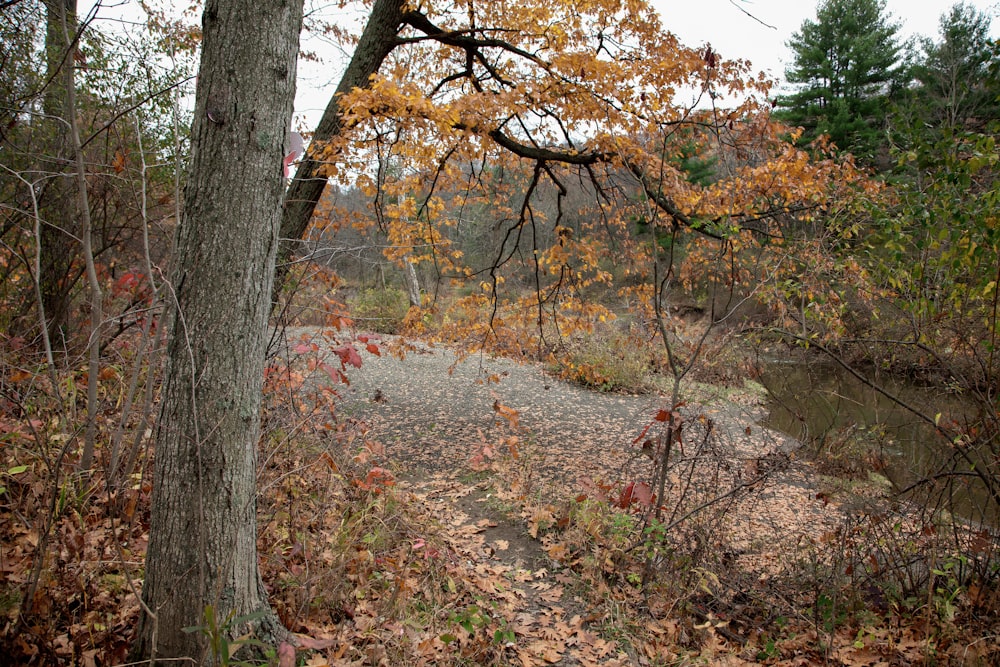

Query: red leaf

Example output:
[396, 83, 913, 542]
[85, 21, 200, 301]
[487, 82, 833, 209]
[319, 362, 346, 384]
[654, 409, 671, 422]
[277, 642, 295, 667]
[617, 482, 637, 509]
[334, 345, 363, 369]
[632, 482, 653, 507]
[617, 481, 653, 509]
[366, 343, 380, 356]
[632, 420, 654, 445]
[282, 132, 304, 178]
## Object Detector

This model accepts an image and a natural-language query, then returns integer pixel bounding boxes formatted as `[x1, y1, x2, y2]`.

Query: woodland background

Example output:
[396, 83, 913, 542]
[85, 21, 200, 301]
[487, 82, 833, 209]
[1, 0, 1000, 664]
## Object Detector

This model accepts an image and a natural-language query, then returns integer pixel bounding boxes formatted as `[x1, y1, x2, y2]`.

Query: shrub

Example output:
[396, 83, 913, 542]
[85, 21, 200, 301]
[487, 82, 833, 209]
[350, 287, 410, 334]
[549, 327, 659, 393]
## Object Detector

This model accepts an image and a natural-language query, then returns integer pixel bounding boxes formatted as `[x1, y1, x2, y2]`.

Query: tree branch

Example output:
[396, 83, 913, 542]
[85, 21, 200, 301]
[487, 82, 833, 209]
[401, 11, 545, 68]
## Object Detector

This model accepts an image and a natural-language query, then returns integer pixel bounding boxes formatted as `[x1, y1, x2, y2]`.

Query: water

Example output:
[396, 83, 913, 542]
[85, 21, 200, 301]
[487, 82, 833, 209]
[756, 356, 996, 525]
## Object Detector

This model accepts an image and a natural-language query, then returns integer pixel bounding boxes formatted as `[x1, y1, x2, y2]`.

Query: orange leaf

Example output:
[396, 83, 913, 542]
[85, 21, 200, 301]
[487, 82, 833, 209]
[111, 149, 126, 173]
[320, 452, 339, 472]
[9, 370, 31, 383]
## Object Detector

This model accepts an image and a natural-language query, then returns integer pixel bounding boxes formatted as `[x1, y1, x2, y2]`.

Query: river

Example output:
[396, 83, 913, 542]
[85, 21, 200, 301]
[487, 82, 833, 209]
[757, 356, 996, 526]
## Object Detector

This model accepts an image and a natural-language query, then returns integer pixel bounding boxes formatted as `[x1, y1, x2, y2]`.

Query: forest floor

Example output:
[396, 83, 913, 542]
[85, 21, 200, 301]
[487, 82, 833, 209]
[261, 328, 994, 666]
[3, 327, 997, 666]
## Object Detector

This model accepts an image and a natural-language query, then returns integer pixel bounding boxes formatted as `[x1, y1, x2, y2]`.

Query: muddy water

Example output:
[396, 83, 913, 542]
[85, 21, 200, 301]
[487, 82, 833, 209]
[757, 358, 995, 524]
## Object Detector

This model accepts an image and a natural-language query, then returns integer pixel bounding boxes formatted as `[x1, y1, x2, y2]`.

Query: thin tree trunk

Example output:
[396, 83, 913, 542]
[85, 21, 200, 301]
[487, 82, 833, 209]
[38, 0, 77, 342]
[274, 0, 404, 298]
[57, 0, 100, 472]
[404, 256, 421, 307]
[132, 0, 304, 662]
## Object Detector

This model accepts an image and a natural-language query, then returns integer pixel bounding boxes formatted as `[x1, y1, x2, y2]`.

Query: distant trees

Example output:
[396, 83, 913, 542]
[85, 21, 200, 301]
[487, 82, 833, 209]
[805, 4, 1000, 526]
[907, 2, 999, 132]
[778, 0, 903, 162]
[867, 3, 999, 364]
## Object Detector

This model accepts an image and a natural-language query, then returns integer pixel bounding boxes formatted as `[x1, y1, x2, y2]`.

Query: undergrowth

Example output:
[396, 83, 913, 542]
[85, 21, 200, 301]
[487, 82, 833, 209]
[547, 325, 662, 393]
[2, 318, 999, 665]
[349, 287, 410, 334]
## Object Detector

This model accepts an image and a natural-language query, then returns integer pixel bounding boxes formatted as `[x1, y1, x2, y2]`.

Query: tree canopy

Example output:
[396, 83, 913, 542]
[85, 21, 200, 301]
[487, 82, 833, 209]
[276, 0, 870, 353]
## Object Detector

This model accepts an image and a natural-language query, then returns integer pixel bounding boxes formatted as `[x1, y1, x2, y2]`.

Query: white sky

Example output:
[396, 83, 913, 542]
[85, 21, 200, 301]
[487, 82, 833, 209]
[292, 0, 1000, 126]
[656, 0, 1000, 82]
[83, 0, 1000, 127]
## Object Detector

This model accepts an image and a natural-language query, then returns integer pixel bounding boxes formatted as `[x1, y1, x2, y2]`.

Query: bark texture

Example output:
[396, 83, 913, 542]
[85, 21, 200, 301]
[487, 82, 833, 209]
[133, 0, 303, 662]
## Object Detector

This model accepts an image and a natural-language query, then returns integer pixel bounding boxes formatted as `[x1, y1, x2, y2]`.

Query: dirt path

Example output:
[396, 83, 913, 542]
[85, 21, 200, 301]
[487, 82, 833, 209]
[338, 340, 665, 490]
[333, 336, 843, 570]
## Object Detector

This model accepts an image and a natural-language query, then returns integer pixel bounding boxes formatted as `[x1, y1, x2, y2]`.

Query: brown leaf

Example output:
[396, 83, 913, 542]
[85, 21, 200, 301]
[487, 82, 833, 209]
[112, 149, 126, 173]
[294, 634, 338, 650]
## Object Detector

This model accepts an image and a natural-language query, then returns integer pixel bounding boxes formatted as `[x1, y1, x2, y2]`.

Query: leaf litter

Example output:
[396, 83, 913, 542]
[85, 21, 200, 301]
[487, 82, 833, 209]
[2, 326, 998, 664]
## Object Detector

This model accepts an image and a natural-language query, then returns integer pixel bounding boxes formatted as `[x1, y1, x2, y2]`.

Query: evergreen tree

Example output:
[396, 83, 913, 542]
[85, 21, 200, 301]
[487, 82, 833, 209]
[778, 0, 902, 163]
[912, 2, 998, 131]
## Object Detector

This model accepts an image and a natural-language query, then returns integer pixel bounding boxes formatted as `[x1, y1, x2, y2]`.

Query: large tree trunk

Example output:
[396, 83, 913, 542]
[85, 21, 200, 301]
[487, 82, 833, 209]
[275, 0, 404, 298]
[132, 0, 303, 662]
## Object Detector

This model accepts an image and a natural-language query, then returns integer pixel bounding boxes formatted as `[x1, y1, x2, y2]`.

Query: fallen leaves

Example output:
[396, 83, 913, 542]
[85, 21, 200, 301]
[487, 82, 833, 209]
[5, 327, 1000, 666]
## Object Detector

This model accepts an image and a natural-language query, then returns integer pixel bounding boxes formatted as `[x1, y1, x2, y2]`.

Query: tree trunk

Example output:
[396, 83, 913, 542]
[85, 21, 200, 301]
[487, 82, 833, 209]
[56, 0, 101, 472]
[404, 256, 421, 307]
[274, 0, 404, 297]
[132, 0, 303, 663]
[38, 0, 77, 342]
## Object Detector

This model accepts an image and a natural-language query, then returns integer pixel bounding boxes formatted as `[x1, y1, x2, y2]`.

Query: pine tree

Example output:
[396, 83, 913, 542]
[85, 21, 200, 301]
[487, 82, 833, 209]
[778, 0, 902, 163]
[913, 2, 998, 131]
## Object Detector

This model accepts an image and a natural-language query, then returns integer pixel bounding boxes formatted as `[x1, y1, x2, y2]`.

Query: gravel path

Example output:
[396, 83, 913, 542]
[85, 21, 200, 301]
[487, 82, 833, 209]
[335, 339, 664, 487]
[329, 336, 804, 492]
[322, 333, 851, 580]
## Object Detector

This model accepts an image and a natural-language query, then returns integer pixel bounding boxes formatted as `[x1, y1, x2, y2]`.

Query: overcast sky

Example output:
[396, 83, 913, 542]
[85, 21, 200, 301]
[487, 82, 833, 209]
[656, 0, 1000, 81]
[293, 0, 1000, 124]
[83, 0, 1000, 126]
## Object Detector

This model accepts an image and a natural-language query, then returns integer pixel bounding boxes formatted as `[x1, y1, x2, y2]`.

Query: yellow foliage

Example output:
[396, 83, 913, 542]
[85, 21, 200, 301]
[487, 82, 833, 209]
[309, 0, 877, 353]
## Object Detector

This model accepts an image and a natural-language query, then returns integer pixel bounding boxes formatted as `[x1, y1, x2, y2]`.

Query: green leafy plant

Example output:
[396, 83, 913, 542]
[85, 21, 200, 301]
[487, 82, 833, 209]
[0, 465, 27, 497]
[449, 604, 490, 635]
[182, 605, 272, 666]
[931, 555, 968, 622]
